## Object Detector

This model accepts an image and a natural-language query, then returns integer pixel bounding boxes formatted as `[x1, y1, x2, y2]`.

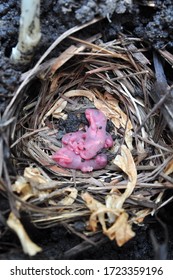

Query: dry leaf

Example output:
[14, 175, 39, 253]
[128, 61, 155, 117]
[61, 89, 95, 102]
[97, 92, 133, 130]
[57, 187, 78, 206]
[111, 145, 137, 208]
[24, 166, 50, 185]
[106, 145, 137, 223]
[89, 207, 123, 232]
[82, 192, 135, 246]
[20, 166, 57, 201]
[13, 167, 77, 205]
[12, 176, 33, 201]
[130, 209, 151, 224]
[104, 212, 135, 246]
[7, 212, 42, 256]
[93, 92, 133, 150]
[106, 190, 121, 223]
[82, 192, 111, 231]
[23, 166, 52, 198]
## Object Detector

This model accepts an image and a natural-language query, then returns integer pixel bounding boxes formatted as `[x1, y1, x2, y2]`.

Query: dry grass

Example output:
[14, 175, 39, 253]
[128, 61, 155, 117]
[1, 19, 173, 253]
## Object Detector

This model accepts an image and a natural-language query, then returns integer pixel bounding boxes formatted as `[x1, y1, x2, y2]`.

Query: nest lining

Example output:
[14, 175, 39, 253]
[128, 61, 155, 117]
[5, 32, 173, 250]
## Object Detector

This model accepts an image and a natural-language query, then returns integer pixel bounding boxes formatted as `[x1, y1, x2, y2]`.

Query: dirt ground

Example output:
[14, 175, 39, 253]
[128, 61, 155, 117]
[1, 0, 173, 259]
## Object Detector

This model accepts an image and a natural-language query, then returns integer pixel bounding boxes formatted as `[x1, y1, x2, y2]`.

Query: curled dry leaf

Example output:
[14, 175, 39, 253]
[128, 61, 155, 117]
[95, 92, 132, 131]
[125, 130, 133, 151]
[104, 212, 135, 247]
[12, 176, 33, 201]
[106, 145, 137, 224]
[81, 192, 107, 231]
[82, 192, 121, 232]
[110, 145, 137, 209]
[23, 166, 52, 199]
[82, 192, 135, 246]
[24, 166, 50, 185]
[130, 209, 151, 224]
[81, 192, 106, 231]
[56, 187, 78, 206]
[106, 190, 122, 223]
[12, 171, 49, 206]
[13, 167, 78, 206]
[7, 212, 42, 256]
[93, 92, 133, 150]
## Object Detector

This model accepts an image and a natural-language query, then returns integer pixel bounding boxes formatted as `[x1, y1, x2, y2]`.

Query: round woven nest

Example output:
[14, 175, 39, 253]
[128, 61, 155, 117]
[3, 24, 173, 254]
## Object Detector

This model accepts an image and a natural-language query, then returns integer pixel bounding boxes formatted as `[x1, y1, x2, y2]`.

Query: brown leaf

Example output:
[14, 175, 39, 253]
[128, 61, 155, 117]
[12, 176, 33, 201]
[7, 212, 42, 256]
[99, 92, 133, 131]
[57, 187, 78, 206]
[24, 166, 49, 185]
[82, 192, 109, 231]
[130, 209, 151, 224]
[110, 145, 137, 209]
[104, 212, 135, 246]
[82, 192, 135, 246]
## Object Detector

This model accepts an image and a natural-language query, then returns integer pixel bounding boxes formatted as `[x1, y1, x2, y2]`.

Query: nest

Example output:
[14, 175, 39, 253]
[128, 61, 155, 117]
[1, 20, 173, 256]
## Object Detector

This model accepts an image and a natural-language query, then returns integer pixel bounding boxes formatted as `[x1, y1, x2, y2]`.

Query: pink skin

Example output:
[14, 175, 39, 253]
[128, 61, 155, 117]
[52, 147, 107, 172]
[62, 130, 113, 154]
[79, 109, 113, 159]
[52, 109, 113, 172]
[105, 132, 114, 148]
[62, 131, 86, 154]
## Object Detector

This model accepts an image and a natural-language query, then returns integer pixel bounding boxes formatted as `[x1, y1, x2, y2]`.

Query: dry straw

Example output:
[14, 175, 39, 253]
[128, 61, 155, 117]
[1, 18, 173, 255]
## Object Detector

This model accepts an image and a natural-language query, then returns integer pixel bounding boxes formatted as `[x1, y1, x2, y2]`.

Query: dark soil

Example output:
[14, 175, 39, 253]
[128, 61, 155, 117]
[1, 0, 173, 259]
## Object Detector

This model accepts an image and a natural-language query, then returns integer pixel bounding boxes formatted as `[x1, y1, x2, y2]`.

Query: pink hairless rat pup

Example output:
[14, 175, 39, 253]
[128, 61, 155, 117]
[52, 147, 107, 173]
[52, 109, 113, 172]
[62, 131, 86, 154]
[79, 109, 113, 159]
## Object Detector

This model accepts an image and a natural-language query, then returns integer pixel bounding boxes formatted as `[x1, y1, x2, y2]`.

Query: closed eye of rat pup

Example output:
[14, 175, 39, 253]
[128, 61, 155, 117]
[52, 109, 113, 172]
